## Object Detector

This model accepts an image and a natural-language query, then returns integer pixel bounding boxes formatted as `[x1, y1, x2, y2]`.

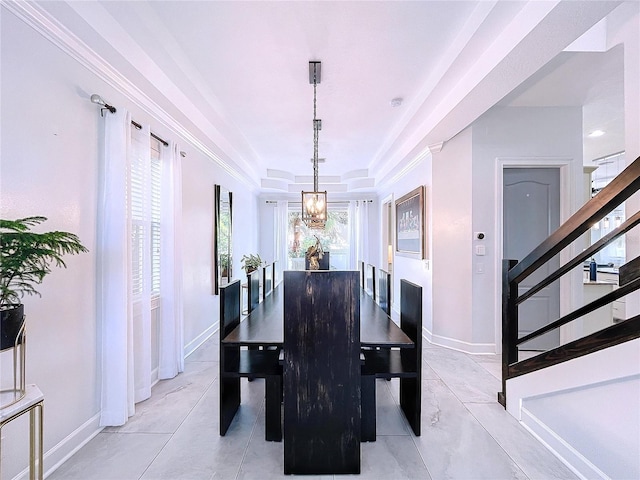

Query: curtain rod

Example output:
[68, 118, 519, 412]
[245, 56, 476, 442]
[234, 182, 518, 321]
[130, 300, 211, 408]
[131, 120, 169, 147]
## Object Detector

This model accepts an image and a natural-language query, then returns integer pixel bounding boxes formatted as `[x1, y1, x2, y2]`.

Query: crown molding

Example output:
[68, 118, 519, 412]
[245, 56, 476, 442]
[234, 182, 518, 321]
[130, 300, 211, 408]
[428, 142, 445, 153]
[3, 0, 255, 189]
[377, 148, 431, 191]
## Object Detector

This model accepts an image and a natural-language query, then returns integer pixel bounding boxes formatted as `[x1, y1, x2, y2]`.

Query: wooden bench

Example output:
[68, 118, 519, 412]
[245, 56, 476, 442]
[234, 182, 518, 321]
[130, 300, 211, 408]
[361, 279, 422, 440]
[246, 268, 261, 314]
[377, 268, 391, 316]
[365, 263, 376, 299]
[219, 279, 282, 441]
[262, 261, 276, 301]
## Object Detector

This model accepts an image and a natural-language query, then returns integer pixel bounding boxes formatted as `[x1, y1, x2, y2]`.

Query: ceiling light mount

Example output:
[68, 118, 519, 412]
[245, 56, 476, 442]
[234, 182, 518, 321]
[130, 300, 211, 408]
[308, 61, 321, 84]
[302, 61, 327, 229]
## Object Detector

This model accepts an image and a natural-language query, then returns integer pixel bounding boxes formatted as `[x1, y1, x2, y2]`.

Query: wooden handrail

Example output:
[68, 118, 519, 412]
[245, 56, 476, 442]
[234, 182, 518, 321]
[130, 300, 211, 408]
[517, 211, 640, 305]
[516, 276, 640, 346]
[500, 155, 640, 407]
[508, 156, 640, 284]
[509, 316, 640, 379]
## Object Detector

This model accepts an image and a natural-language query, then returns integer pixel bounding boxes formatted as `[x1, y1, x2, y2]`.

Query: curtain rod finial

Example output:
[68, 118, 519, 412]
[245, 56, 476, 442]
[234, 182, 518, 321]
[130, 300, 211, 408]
[91, 93, 116, 115]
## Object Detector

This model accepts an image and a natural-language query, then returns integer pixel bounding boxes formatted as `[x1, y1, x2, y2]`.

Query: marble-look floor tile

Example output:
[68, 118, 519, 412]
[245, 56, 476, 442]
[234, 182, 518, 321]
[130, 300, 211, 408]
[415, 379, 528, 479]
[359, 435, 431, 479]
[422, 359, 442, 380]
[48, 432, 171, 480]
[424, 347, 500, 403]
[141, 379, 265, 480]
[376, 379, 411, 436]
[105, 361, 217, 434]
[237, 402, 342, 480]
[186, 335, 219, 363]
[467, 402, 579, 480]
[473, 355, 502, 381]
[236, 403, 286, 480]
[50, 337, 582, 480]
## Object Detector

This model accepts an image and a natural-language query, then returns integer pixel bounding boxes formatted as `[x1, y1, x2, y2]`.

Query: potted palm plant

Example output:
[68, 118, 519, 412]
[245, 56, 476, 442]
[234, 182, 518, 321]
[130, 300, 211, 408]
[0, 216, 88, 350]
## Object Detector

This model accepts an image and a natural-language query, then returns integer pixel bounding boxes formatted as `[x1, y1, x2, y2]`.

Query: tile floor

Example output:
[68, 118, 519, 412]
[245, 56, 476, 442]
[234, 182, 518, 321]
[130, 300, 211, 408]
[48, 338, 578, 480]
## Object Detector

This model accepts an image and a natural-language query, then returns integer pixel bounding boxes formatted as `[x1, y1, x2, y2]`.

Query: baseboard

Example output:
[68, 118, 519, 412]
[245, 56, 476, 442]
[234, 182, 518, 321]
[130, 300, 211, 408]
[11, 412, 103, 480]
[520, 406, 608, 480]
[183, 322, 218, 359]
[422, 326, 496, 354]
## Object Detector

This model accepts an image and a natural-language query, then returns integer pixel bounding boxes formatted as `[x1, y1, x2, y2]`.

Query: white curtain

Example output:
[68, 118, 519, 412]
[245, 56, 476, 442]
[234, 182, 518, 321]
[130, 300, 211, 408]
[130, 124, 153, 404]
[159, 143, 184, 379]
[98, 109, 135, 426]
[349, 201, 358, 268]
[350, 200, 370, 269]
[98, 113, 184, 426]
[274, 200, 289, 281]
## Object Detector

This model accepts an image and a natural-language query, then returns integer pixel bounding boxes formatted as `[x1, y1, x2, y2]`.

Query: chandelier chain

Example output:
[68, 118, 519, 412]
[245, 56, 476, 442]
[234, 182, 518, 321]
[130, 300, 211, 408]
[313, 69, 319, 192]
[301, 61, 327, 229]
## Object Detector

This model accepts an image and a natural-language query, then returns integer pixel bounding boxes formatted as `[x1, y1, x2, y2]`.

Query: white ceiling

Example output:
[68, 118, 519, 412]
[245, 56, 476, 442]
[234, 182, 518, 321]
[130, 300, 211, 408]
[29, 1, 624, 194]
[499, 45, 625, 163]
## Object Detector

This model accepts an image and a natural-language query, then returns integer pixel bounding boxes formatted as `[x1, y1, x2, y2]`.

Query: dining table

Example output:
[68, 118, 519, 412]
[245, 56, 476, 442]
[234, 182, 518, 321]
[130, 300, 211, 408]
[220, 271, 419, 474]
[221, 282, 415, 349]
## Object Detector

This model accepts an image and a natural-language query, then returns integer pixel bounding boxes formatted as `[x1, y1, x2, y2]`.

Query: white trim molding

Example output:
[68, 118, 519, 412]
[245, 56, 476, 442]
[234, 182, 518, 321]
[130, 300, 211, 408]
[422, 326, 496, 355]
[493, 156, 578, 354]
[2, 0, 255, 190]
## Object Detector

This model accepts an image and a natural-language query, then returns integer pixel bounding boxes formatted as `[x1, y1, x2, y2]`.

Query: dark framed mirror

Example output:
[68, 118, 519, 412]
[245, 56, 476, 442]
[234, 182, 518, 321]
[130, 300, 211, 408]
[214, 185, 232, 294]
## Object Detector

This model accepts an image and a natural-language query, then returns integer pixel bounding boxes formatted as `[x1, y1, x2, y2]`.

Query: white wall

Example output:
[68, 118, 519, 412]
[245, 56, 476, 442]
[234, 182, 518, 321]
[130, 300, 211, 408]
[471, 106, 584, 352]
[431, 130, 474, 348]
[507, 339, 640, 479]
[1, 13, 104, 478]
[421, 106, 582, 354]
[377, 159, 433, 332]
[0, 11, 258, 478]
[181, 151, 258, 355]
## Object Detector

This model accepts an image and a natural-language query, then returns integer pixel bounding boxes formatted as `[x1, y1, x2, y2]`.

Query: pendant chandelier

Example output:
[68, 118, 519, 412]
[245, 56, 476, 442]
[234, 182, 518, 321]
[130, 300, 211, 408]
[301, 61, 327, 229]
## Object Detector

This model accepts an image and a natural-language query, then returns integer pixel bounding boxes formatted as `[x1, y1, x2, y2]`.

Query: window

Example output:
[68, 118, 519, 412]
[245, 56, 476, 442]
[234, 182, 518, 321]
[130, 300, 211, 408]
[591, 152, 625, 267]
[130, 130, 162, 298]
[287, 206, 350, 270]
[150, 141, 161, 294]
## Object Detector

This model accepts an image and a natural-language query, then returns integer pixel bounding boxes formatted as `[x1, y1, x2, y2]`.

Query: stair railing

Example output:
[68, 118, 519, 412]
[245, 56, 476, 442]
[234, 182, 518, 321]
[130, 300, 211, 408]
[499, 155, 640, 406]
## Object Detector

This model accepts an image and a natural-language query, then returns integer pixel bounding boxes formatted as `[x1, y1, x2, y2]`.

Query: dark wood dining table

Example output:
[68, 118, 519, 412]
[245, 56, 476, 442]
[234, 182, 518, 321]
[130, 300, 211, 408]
[221, 283, 415, 349]
[220, 273, 420, 474]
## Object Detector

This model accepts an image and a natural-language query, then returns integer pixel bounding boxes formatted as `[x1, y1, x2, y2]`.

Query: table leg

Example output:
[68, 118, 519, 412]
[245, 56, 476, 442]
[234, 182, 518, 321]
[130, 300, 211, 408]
[361, 373, 376, 442]
[265, 375, 282, 442]
[29, 401, 44, 480]
[400, 377, 421, 436]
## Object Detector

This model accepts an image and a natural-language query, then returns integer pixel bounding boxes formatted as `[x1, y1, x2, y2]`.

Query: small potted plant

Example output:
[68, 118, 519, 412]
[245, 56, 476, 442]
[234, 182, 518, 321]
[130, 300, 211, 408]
[220, 253, 230, 278]
[0, 216, 88, 350]
[240, 253, 263, 274]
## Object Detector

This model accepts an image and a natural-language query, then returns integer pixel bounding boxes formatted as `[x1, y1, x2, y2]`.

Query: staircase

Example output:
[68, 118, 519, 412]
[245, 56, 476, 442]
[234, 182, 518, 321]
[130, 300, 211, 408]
[500, 155, 640, 479]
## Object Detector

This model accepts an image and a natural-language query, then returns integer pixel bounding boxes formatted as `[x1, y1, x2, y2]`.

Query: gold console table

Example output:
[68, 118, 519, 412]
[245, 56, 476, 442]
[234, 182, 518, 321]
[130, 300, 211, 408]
[0, 384, 44, 480]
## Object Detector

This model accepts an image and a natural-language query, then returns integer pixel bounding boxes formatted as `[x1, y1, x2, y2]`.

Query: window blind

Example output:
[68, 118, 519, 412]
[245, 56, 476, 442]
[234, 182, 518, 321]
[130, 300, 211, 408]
[150, 138, 162, 295]
[130, 128, 162, 298]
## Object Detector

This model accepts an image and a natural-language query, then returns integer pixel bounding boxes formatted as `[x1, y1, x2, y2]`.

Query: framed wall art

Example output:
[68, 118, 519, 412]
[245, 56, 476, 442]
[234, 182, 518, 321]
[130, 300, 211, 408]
[395, 186, 426, 259]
